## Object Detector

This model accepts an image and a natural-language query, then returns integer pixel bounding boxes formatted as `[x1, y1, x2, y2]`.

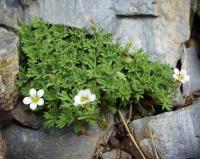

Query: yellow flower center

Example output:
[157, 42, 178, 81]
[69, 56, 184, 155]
[177, 74, 184, 81]
[31, 96, 40, 103]
[80, 96, 89, 104]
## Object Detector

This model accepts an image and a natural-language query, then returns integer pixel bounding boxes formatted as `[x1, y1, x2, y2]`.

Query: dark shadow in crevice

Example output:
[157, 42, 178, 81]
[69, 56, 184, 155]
[176, 59, 182, 71]
[5, 0, 23, 10]
[0, 24, 16, 33]
[116, 14, 159, 19]
[188, 11, 200, 60]
[191, 13, 200, 40]
[18, 0, 37, 9]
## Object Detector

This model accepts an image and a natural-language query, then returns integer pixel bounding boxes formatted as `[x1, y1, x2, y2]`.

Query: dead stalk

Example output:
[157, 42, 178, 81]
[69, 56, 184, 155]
[118, 110, 147, 159]
[127, 103, 133, 124]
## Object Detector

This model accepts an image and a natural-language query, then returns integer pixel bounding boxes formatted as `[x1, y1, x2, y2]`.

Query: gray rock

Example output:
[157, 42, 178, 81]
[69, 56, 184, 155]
[0, 0, 191, 66]
[21, 0, 191, 67]
[24, 0, 117, 33]
[0, 0, 24, 29]
[19, 0, 36, 8]
[172, 88, 184, 107]
[128, 98, 200, 159]
[102, 149, 130, 159]
[113, 0, 159, 16]
[0, 107, 13, 126]
[0, 130, 6, 159]
[0, 28, 19, 111]
[182, 47, 200, 96]
[3, 124, 104, 159]
[113, 0, 191, 67]
[13, 103, 41, 129]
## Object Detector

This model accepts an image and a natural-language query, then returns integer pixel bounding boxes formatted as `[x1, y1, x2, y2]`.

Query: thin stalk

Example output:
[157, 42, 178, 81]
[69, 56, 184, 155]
[118, 110, 147, 159]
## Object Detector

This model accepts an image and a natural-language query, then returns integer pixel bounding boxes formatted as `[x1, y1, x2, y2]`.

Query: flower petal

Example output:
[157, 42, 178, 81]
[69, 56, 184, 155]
[30, 103, 37, 110]
[174, 68, 179, 74]
[74, 95, 81, 104]
[23, 97, 32, 105]
[89, 94, 96, 102]
[29, 88, 36, 97]
[37, 98, 44, 106]
[37, 89, 44, 97]
[77, 90, 85, 96]
[73, 102, 79, 106]
[78, 89, 90, 96]
[185, 75, 190, 81]
[180, 79, 186, 83]
[173, 74, 178, 80]
[84, 89, 91, 96]
[180, 69, 187, 75]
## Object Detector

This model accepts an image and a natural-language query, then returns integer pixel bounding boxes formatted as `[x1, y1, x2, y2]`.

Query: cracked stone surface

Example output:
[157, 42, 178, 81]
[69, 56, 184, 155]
[0, 0, 24, 29]
[3, 124, 103, 159]
[129, 98, 200, 159]
[0, 28, 19, 111]
[113, 0, 159, 16]
[0, 0, 191, 67]
[113, 0, 190, 67]
[23, 0, 190, 67]
[0, 130, 6, 159]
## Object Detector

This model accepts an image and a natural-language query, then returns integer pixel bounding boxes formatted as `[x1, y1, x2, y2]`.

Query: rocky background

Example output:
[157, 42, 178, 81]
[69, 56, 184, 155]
[1, 0, 200, 159]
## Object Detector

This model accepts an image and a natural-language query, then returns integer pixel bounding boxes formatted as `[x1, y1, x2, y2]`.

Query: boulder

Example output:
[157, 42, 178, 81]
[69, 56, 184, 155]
[113, 0, 191, 67]
[3, 124, 104, 159]
[182, 47, 200, 96]
[0, 0, 24, 29]
[128, 98, 200, 159]
[24, 0, 117, 33]
[0, 0, 191, 67]
[23, 0, 191, 67]
[0, 28, 19, 111]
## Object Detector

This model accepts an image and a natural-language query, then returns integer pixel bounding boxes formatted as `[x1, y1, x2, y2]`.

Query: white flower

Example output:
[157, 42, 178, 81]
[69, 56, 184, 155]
[173, 68, 189, 83]
[23, 88, 45, 110]
[73, 89, 96, 106]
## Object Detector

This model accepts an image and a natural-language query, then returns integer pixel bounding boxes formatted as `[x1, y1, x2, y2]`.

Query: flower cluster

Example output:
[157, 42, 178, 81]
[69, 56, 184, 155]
[23, 68, 189, 111]
[24, 68, 189, 111]
[23, 88, 96, 111]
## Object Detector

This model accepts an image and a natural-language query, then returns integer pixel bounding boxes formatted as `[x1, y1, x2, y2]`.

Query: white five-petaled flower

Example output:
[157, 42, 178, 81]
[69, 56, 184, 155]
[23, 88, 45, 110]
[173, 68, 189, 83]
[73, 89, 96, 106]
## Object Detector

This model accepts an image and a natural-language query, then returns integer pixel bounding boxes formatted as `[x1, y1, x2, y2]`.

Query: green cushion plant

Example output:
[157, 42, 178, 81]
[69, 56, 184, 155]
[17, 18, 176, 132]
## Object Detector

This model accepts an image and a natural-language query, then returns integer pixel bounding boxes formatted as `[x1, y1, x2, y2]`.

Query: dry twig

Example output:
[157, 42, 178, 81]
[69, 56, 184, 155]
[127, 103, 133, 124]
[118, 110, 147, 159]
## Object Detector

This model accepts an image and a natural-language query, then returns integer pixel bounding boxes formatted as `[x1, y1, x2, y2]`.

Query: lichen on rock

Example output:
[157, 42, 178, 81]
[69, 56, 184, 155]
[0, 28, 19, 111]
